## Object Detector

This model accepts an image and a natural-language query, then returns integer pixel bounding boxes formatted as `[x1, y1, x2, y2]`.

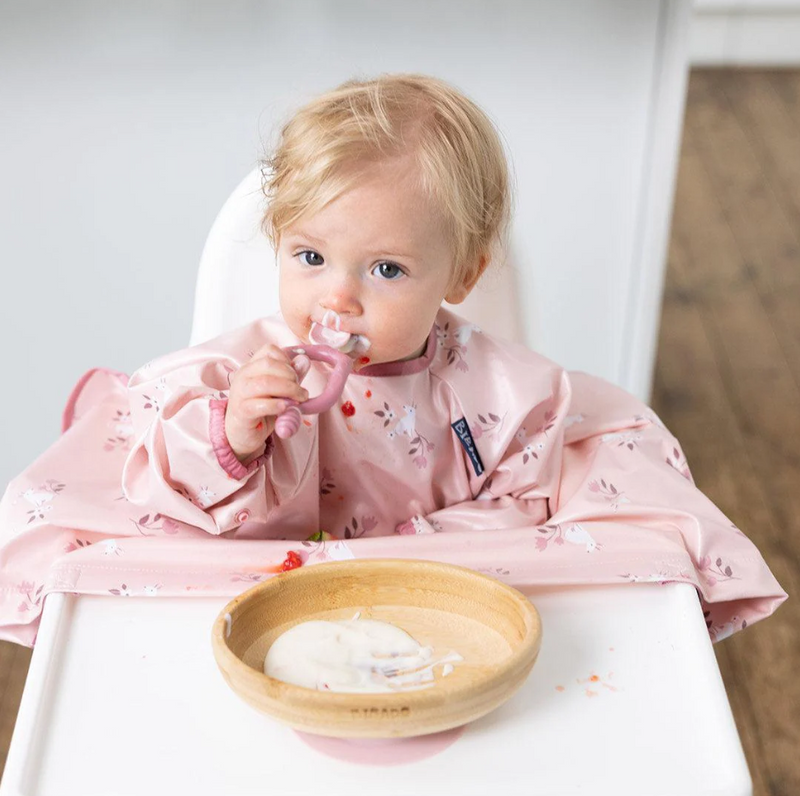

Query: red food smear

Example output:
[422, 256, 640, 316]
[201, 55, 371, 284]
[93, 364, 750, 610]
[358, 356, 371, 366]
[341, 401, 356, 417]
[280, 551, 303, 572]
[365, 390, 372, 398]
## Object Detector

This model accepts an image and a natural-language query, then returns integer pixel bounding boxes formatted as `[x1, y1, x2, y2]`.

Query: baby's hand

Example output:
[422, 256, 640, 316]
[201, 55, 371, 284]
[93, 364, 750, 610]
[225, 344, 310, 462]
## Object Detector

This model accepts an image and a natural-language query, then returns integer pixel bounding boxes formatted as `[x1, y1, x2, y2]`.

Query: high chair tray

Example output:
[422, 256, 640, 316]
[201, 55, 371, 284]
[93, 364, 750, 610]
[2, 583, 750, 796]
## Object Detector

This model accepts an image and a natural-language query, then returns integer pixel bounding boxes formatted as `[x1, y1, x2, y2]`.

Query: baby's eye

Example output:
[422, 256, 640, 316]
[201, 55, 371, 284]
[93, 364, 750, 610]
[373, 262, 404, 280]
[298, 250, 324, 266]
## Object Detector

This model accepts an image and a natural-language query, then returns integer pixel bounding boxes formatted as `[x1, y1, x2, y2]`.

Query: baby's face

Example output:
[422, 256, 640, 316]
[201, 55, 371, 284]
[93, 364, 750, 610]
[277, 157, 463, 365]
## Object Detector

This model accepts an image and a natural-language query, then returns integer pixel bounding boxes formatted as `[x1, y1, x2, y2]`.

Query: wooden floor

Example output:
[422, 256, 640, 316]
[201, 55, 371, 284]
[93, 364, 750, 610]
[0, 642, 31, 777]
[652, 68, 800, 796]
[0, 69, 798, 790]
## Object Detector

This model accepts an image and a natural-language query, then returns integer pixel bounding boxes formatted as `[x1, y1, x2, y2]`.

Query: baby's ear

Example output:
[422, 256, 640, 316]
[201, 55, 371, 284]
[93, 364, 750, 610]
[445, 255, 488, 305]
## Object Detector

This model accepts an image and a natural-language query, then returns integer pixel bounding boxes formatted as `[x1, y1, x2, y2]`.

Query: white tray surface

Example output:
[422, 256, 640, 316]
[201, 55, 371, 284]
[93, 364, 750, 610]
[1, 583, 750, 796]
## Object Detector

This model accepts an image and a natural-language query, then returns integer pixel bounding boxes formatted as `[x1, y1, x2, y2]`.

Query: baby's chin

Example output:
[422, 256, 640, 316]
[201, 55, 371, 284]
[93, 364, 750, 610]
[375, 340, 428, 364]
[331, 343, 425, 367]
[401, 341, 429, 362]
[361, 331, 432, 365]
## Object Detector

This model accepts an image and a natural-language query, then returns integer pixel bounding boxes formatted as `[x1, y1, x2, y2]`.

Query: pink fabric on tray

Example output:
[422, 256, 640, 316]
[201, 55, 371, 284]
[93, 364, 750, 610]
[293, 726, 465, 765]
[0, 308, 786, 647]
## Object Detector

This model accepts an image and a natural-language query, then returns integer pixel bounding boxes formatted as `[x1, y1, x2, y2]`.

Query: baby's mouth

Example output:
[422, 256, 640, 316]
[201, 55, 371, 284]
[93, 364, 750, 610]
[309, 310, 371, 354]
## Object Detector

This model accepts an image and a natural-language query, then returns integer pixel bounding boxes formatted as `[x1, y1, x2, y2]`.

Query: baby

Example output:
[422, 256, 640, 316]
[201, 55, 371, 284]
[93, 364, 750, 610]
[121, 74, 527, 543]
[224, 75, 505, 466]
[0, 74, 785, 646]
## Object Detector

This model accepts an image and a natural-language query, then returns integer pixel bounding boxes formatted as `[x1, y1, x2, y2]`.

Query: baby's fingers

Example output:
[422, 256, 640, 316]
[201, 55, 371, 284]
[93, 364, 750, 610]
[244, 356, 302, 384]
[248, 343, 309, 378]
[249, 342, 288, 363]
[292, 354, 311, 382]
[242, 373, 309, 403]
[237, 396, 292, 421]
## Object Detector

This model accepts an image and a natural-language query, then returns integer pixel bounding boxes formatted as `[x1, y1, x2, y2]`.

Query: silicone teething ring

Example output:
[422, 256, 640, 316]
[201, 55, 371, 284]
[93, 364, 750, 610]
[274, 345, 353, 439]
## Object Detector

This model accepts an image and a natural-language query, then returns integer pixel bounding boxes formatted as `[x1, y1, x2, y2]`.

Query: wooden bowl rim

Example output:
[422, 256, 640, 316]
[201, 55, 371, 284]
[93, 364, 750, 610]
[211, 558, 542, 711]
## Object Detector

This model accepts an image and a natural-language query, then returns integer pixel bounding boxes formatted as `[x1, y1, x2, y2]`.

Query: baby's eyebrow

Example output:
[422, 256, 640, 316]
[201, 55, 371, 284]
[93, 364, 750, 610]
[286, 231, 419, 262]
[365, 249, 419, 262]
[285, 230, 326, 246]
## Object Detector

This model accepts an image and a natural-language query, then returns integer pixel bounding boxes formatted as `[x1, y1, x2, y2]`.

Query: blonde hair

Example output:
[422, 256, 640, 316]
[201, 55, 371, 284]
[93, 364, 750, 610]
[261, 73, 512, 288]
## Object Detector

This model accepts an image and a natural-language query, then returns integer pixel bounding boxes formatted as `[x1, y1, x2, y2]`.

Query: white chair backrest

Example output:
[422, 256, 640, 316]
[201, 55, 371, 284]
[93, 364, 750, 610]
[190, 170, 278, 346]
[190, 169, 525, 348]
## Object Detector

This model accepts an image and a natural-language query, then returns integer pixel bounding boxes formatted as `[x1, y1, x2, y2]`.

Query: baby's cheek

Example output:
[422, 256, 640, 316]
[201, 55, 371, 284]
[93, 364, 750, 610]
[281, 309, 308, 342]
[277, 280, 303, 320]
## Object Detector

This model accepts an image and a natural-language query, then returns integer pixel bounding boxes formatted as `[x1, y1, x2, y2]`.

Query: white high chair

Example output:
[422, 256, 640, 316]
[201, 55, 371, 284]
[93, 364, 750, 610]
[2, 170, 753, 796]
[2, 2, 753, 787]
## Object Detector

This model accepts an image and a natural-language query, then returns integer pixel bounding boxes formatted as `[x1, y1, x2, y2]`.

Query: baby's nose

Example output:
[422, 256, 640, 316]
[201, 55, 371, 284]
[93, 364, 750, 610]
[321, 282, 362, 316]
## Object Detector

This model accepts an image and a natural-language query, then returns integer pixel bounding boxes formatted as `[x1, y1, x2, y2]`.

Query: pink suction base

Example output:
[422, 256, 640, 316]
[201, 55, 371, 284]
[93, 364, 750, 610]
[293, 725, 466, 766]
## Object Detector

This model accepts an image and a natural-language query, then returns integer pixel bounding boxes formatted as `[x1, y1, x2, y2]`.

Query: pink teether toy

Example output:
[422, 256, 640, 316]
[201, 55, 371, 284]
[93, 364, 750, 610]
[274, 345, 353, 439]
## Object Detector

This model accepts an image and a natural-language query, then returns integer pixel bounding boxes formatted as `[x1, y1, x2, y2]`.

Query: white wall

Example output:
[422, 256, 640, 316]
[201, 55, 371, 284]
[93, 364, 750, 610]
[691, 0, 800, 64]
[1, 4, 266, 492]
[0, 1, 686, 494]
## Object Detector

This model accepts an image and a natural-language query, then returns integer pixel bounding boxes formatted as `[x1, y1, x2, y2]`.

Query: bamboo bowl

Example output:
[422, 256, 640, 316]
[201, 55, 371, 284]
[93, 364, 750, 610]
[211, 559, 542, 738]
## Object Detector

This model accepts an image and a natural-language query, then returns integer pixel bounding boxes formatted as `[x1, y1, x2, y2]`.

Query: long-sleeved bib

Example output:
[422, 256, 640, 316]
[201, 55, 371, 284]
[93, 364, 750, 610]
[0, 308, 786, 646]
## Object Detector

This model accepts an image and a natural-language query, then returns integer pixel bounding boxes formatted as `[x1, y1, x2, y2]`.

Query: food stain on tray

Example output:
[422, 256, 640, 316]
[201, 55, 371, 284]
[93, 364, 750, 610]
[555, 671, 620, 697]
